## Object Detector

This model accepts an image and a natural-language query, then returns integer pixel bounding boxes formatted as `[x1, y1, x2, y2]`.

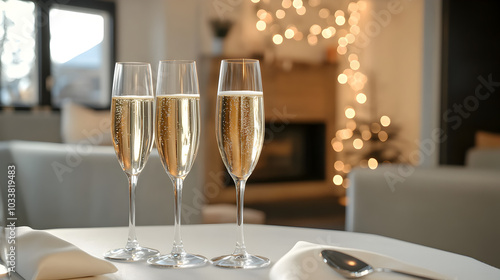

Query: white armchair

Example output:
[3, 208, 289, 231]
[0, 141, 204, 229]
[346, 149, 500, 268]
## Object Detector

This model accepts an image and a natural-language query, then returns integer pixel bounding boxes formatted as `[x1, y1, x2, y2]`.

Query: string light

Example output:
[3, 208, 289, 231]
[350, 60, 360, 70]
[272, 34, 283, 45]
[346, 33, 355, 44]
[368, 158, 378, 169]
[309, 0, 321, 7]
[294, 31, 303, 40]
[350, 25, 360, 34]
[345, 107, 355, 119]
[319, 8, 330, 18]
[307, 34, 318, 45]
[293, 0, 303, 9]
[355, 92, 366, 104]
[378, 131, 389, 142]
[348, 2, 358, 12]
[371, 123, 381, 133]
[257, 9, 267, 19]
[353, 138, 363, 149]
[338, 73, 348, 84]
[309, 24, 321, 35]
[335, 15, 346, 26]
[251, 1, 395, 191]
[256, 20, 266, 31]
[322, 28, 333, 39]
[337, 46, 347, 55]
[332, 140, 344, 152]
[276, 9, 286, 19]
[333, 175, 343, 185]
[296, 6, 306, 15]
[380, 115, 391, 127]
[334, 160, 344, 171]
[361, 130, 371, 140]
[282, 0, 292, 9]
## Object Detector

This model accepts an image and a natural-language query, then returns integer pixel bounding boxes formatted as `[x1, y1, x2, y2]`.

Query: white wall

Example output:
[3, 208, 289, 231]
[113, 0, 442, 166]
[360, 0, 425, 164]
[359, 0, 441, 166]
[115, 0, 202, 65]
[419, 0, 442, 167]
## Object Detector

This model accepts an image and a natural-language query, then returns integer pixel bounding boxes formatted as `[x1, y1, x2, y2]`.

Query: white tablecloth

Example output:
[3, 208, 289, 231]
[45, 224, 499, 280]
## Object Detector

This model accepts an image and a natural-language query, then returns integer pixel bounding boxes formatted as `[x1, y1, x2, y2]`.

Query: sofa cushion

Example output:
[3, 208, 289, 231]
[61, 100, 113, 146]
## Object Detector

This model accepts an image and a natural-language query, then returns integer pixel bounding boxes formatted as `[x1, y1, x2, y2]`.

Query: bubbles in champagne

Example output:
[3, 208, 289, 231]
[216, 91, 264, 179]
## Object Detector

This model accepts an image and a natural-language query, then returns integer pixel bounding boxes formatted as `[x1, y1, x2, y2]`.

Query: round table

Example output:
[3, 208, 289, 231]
[46, 224, 499, 280]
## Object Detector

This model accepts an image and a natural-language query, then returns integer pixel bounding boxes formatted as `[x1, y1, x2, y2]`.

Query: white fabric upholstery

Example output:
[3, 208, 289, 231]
[60, 100, 113, 146]
[346, 163, 500, 268]
[465, 148, 500, 170]
[202, 204, 266, 224]
[0, 141, 203, 229]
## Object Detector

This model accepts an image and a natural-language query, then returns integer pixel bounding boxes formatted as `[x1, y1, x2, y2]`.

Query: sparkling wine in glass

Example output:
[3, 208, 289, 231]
[147, 60, 208, 268]
[104, 62, 159, 261]
[211, 59, 270, 269]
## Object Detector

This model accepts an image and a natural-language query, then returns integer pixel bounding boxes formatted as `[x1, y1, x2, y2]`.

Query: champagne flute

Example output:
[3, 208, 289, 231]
[147, 60, 208, 267]
[105, 62, 159, 261]
[211, 59, 270, 269]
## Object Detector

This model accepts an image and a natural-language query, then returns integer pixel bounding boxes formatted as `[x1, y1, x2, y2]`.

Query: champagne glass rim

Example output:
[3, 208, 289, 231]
[116, 61, 151, 66]
[222, 58, 259, 64]
[159, 59, 196, 64]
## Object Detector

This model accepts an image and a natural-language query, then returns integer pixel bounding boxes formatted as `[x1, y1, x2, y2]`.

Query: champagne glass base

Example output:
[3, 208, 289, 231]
[104, 247, 159, 262]
[211, 254, 270, 269]
[147, 253, 208, 268]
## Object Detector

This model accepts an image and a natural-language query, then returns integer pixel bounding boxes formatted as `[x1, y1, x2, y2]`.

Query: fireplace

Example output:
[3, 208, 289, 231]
[224, 122, 326, 185]
[202, 57, 341, 205]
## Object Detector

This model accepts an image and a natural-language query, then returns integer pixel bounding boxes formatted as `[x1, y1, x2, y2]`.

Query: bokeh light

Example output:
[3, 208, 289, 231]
[273, 34, 283, 45]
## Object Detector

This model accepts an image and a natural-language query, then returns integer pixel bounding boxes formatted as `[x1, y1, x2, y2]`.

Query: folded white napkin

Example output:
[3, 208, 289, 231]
[15, 227, 117, 280]
[270, 241, 451, 280]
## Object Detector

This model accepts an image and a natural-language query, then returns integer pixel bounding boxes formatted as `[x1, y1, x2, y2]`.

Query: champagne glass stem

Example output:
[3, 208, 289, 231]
[234, 178, 247, 256]
[126, 174, 139, 249]
[171, 177, 185, 257]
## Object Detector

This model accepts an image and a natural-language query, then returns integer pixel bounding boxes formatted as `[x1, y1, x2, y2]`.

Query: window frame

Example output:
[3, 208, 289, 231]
[1, 0, 116, 110]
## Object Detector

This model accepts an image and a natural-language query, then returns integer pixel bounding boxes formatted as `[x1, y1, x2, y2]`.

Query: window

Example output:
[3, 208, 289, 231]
[0, 0, 115, 109]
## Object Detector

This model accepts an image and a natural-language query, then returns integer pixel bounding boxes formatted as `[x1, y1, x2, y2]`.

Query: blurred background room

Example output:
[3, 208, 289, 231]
[1, 0, 499, 253]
